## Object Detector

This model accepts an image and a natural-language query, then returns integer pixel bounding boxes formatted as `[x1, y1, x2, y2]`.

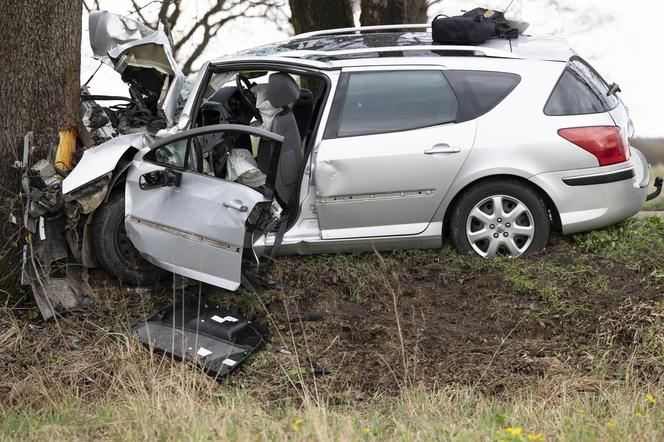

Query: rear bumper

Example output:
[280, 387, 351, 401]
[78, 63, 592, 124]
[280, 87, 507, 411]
[531, 147, 650, 235]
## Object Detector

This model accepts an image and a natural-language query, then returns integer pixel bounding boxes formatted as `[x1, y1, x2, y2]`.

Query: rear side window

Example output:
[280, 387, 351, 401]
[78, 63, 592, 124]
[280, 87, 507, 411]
[444, 70, 521, 123]
[544, 58, 619, 116]
[334, 71, 458, 138]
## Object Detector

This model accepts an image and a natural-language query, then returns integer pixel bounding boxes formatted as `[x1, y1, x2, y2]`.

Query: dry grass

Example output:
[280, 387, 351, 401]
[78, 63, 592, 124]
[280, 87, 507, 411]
[3, 292, 664, 441]
[2, 332, 664, 441]
[2, 218, 664, 440]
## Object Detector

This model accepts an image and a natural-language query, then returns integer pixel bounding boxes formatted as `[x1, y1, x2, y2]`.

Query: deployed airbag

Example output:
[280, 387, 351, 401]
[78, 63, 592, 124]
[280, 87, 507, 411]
[226, 148, 266, 187]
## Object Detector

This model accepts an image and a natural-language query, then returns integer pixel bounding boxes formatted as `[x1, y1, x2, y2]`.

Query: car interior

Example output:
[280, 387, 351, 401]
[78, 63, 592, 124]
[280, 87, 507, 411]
[152, 69, 327, 210]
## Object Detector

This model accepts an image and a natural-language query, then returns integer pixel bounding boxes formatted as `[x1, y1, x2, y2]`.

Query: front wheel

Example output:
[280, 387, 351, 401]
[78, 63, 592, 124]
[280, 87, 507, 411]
[91, 190, 169, 285]
[450, 179, 551, 258]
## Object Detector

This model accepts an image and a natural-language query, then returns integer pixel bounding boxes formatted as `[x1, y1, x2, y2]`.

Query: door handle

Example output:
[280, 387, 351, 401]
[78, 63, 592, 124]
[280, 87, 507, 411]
[424, 144, 461, 155]
[223, 200, 248, 212]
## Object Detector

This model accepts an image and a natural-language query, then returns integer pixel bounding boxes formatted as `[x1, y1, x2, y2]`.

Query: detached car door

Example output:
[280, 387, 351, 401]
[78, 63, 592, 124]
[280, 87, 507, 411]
[125, 124, 283, 290]
[314, 68, 477, 239]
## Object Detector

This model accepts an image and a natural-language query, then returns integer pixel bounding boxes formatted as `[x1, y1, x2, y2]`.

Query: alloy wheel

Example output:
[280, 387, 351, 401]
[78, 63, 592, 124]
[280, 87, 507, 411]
[465, 195, 535, 258]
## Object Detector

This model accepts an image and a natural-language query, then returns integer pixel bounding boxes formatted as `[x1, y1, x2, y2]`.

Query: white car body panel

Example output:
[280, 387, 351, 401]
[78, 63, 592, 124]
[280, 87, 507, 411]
[56, 20, 659, 290]
[315, 119, 476, 238]
[88, 10, 185, 125]
[124, 125, 284, 290]
[62, 133, 149, 194]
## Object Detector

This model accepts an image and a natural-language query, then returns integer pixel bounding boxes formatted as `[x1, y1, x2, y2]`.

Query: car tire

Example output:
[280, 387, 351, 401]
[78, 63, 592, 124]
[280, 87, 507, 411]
[450, 179, 551, 258]
[91, 190, 169, 285]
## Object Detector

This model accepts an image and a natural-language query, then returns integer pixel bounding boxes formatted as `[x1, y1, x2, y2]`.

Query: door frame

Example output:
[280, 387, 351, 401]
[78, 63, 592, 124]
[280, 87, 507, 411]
[186, 62, 335, 227]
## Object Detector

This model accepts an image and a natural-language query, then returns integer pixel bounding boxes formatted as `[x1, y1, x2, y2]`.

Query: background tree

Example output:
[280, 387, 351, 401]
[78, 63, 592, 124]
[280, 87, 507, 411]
[360, 0, 430, 26]
[0, 0, 81, 293]
[289, 0, 354, 34]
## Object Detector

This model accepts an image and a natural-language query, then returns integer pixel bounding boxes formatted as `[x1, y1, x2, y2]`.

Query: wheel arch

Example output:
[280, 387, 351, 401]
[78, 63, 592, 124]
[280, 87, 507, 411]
[79, 147, 138, 268]
[440, 174, 562, 237]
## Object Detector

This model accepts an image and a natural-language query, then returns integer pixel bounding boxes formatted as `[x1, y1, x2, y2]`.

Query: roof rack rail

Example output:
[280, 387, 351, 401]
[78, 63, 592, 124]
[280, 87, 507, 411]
[293, 24, 430, 40]
[279, 45, 519, 61]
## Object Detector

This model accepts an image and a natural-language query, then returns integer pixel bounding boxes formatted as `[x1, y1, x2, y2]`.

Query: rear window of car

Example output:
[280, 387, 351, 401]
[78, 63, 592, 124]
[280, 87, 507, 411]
[544, 58, 619, 116]
[334, 70, 458, 138]
[443, 70, 521, 123]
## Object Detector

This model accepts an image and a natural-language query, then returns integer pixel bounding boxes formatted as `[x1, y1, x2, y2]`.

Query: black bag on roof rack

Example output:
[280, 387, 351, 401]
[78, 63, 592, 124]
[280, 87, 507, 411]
[432, 7, 519, 45]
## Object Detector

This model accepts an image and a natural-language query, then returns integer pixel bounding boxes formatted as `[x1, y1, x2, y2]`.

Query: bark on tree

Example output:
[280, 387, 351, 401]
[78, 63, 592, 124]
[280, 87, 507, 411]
[289, 0, 354, 34]
[360, 0, 428, 26]
[0, 0, 81, 291]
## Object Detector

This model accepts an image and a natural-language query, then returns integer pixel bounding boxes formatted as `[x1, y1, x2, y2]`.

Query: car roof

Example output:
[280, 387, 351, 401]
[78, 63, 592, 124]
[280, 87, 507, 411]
[211, 25, 575, 69]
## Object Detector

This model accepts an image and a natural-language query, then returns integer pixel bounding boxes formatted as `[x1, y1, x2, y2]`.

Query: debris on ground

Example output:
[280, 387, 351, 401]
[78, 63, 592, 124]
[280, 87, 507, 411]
[132, 294, 267, 380]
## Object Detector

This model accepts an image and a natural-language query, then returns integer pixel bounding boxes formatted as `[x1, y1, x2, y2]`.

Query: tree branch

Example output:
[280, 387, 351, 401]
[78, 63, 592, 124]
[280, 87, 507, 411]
[119, 0, 286, 75]
[82, 0, 101, 12]
[129, 0, 161, 28]
[173, 0, 228, 53]
[179, 1, 277, 74]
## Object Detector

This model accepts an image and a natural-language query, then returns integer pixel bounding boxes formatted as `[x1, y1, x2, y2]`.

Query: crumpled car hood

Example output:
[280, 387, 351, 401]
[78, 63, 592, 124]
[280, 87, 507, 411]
[62, 132, 149, 195]
[88, 10, 184, 125]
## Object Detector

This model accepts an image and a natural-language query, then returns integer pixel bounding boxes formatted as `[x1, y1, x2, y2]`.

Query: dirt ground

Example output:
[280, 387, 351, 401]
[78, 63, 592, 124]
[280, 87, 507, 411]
[2, 217, 664, 409]
[234, 240, 663, 402]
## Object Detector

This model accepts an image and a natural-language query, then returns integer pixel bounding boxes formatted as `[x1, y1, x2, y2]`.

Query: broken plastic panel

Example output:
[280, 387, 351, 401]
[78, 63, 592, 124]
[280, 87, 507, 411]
[20, 133, 94, 319]
[21, 220, 94, 320]
[132, 296, 266, 380]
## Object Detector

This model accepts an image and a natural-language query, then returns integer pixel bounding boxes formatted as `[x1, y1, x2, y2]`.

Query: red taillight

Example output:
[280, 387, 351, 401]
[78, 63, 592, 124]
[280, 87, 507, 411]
[558, 126, 629, 166]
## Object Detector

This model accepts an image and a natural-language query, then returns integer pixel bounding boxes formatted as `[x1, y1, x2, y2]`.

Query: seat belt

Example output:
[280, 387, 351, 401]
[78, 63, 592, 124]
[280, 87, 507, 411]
[269, 214, 290, 259]
[267, 163, 301, 259]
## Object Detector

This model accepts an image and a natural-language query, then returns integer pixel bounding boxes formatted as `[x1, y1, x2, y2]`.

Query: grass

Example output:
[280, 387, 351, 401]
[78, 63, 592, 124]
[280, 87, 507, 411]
[572, 216, 664, 264]
[490, 258, 607, 303]
[2, 217, 664, 441]
[2, 346, 664, 442]
[642, 164, 664, 211]
[2, 330, 664, 441]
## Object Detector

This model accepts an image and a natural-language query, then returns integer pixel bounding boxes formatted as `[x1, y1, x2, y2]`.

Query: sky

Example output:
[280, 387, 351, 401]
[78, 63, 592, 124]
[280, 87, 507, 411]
[81, 0, 664, 138]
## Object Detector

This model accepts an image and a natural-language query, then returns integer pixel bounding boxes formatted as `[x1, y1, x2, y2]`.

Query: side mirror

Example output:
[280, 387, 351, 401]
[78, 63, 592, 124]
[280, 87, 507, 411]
[139, 169, 182, 190]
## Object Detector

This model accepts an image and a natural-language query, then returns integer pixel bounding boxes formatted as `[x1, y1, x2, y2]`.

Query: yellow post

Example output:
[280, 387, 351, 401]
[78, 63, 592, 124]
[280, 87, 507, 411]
[55, 128, 77, 172]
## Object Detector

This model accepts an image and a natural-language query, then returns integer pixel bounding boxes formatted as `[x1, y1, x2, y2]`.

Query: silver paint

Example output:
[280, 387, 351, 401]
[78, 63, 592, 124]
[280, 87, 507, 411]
[88, 11, 184, 124]
[62, 21, 655, 291]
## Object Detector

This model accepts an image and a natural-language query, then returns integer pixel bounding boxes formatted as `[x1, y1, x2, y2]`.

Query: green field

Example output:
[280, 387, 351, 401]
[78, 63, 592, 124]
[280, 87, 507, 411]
[2, 217, 664, 441]
[642, 164, 664, 211]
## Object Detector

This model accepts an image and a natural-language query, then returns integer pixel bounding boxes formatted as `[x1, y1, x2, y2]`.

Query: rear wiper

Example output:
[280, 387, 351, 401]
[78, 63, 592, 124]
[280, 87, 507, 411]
[607, 82, 621, 97]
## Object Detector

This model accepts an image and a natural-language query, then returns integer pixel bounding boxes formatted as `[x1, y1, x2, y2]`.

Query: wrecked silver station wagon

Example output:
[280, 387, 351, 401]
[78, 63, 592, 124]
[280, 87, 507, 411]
[21, 11, 662, 318]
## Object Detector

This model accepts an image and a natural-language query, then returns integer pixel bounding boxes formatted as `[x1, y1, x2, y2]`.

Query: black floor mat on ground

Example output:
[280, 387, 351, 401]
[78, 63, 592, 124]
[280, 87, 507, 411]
[132, 295, 266, 380]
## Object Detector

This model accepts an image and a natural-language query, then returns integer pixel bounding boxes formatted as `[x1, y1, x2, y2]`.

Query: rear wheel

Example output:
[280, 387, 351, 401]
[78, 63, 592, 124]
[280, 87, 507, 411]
[450, 179, 551, 258]
[91, 190, 169, 285]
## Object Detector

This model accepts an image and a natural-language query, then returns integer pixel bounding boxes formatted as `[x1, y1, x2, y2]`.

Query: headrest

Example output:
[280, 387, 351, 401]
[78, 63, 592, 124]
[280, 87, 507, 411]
[267, 73, 301, 108]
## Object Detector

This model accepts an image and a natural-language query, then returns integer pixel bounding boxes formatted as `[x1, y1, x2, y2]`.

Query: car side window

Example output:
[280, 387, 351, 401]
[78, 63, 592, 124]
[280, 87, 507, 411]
[144, 138, 200, 173]
[151, 139, 189, 169]
[143, 131, 269, 187]
[443, 70, 521, 123]
[544, 58, 618, 116]
[333, 70, 458, 138]
[570, 59, 619, 110]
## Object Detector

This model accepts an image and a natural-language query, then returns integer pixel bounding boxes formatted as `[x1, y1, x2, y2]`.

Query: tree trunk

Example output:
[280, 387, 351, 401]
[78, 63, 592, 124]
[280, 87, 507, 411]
[289, 0, 354, 34]
[0, 0, 81, 294]
[360, 0, 428, 26]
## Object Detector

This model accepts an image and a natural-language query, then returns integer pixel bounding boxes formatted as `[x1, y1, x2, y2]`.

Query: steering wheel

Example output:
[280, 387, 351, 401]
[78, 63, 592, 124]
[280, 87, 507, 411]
[236, 74, 262, 122]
